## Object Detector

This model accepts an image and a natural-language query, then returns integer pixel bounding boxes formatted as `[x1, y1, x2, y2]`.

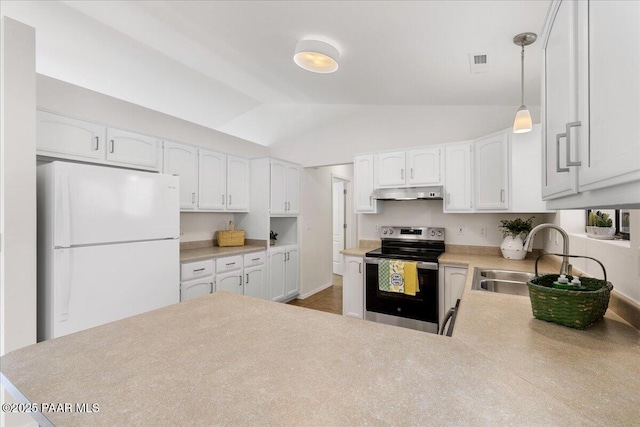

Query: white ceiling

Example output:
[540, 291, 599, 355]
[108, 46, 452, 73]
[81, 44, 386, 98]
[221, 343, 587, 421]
[6, 1, 551, 147]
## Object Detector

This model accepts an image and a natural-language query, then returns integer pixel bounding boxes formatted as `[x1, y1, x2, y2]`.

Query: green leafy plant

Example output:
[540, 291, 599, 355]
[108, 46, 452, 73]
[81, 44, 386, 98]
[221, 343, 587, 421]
[588, 211, 613, 227]
[270, 230, 278, 241]
[499, 216, 535, 238]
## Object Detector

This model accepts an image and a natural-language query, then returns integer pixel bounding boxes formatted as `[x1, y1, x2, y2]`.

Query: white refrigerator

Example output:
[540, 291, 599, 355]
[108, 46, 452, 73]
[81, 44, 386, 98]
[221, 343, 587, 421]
[37, 161, 180, 341]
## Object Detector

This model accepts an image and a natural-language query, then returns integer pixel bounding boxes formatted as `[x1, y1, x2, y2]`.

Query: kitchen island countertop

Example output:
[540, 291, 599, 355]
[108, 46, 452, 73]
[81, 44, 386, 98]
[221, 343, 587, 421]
[2, 253, 638, 426]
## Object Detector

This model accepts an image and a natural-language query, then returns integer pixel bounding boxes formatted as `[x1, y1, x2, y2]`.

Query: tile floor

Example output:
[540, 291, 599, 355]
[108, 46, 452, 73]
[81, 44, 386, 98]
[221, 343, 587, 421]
[288, 274, 343, 315]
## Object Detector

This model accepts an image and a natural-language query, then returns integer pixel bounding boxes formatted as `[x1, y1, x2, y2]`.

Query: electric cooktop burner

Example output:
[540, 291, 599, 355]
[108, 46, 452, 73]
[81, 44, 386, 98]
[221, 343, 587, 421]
[365, 226, 445, 263]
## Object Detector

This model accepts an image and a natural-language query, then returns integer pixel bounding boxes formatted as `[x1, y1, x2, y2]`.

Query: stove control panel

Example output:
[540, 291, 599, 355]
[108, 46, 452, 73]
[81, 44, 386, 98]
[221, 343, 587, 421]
[380, 226, 445, 241]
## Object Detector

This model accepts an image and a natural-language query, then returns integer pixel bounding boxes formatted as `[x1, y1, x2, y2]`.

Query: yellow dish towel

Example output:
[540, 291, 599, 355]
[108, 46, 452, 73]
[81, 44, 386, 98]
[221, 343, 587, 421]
[403, 261, 418, 296]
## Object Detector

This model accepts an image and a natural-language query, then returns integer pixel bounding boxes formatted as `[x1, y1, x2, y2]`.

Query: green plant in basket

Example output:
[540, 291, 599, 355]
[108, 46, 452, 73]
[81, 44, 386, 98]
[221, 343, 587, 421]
[588, 211, 613, 227]
[499, 216, 535, 239]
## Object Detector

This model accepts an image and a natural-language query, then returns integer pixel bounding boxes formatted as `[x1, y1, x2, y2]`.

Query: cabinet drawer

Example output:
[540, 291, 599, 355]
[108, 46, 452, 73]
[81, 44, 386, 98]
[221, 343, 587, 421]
[216, 255, 243, 273]
[181, 260, 214, 281]
[243, 251, 266, 266]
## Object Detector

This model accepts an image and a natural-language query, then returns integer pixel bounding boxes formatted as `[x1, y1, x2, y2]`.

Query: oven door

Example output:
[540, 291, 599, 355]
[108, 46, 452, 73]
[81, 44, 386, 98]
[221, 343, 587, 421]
[364, 257, 439, 324]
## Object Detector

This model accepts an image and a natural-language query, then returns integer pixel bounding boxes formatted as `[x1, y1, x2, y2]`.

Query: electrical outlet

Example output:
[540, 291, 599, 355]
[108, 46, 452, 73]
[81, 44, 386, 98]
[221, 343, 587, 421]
[457, 225, 465, 236]
[480, 226, 487, 237]
[375, 224, 379, 232]
[180, 230, 184, 236]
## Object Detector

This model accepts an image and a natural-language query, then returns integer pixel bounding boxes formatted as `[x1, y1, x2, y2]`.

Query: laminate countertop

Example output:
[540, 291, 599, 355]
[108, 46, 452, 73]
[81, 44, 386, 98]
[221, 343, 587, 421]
[2, 254, 638, 426]
[180, 245, 266, 263]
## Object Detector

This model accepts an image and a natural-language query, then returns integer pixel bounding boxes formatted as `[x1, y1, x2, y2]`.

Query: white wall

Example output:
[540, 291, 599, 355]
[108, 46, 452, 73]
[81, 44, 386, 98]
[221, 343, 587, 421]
[543, 210, 640, 305]
[269, 105, 541, 167]
[359, 200, 553, 248]
[1, 16, 37, 427]
[180, 213, 235, 243]
[299, 164, 354, 298]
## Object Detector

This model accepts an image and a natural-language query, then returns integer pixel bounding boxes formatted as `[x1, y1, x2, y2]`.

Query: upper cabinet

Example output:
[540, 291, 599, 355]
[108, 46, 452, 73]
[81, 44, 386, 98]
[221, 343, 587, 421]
[474, 131, 509, 210]
[354, 155, 381, 214]
[198, 149, 227, 211]
[542, 0, 640, 208]
[270, 159, 299, 215]
[163, 141, 198, 210]
[37, 111, 160, 171]
[444, 142, 473, 212]
[227, 156, 250, 211]
[375, 148, 442, 188]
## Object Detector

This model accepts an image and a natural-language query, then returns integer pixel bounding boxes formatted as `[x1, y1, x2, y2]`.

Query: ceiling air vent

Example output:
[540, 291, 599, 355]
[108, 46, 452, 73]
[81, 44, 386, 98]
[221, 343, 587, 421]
[469, 53, 490, 73]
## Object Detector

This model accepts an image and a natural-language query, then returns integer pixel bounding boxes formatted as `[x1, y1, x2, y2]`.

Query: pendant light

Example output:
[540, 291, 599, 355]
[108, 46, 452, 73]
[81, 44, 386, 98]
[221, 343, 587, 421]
[512, 32, 537, 134]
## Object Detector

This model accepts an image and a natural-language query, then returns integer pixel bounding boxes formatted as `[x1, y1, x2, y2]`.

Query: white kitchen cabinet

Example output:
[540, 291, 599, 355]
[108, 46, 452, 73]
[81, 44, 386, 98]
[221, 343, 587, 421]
[375, 152, 406, 188]
[198, 149, 226, 211]
[37, 111, 105, 162]
[542, 0, 640, 208]
[268, 245, 299, 302]
[270, 159, 299, 215]
[163, 141, 198, 210]
[444, 142, 473, 212]
[180, 278, 213, 302]
[439, 265, 467, 327]
[342, 256, 364, 319]
[106, 127, 160, 171]
[227, 156, 250, 211]
[407, 147, 441, 186]
[474, 131, 509, 210]
[284, 246, 299, 298]
[354, 155, 381, 214]
[244, 264, 266, 299]
[216, 270, 243, 294]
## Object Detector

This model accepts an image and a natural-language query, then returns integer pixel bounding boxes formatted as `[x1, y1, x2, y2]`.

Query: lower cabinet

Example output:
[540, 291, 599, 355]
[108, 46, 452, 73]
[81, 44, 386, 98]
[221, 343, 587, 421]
[216, 271, 243, 294]
[439, 265, 467, 326]
[268, 245, 299, 302]
[180, 277, 213, 302]
[243, 252, 267, 299]
[180, 259, 215, 302]
[343, 256, 364, 319]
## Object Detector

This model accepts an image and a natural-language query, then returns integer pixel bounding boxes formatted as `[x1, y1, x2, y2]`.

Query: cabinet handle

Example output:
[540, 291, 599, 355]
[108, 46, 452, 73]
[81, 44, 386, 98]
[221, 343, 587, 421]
[565, 121, 582, 167]
[446, 192, 451, 206]
[193, 268, 205, 272]
[221, 194, 224, 205]
[226, 262, 235, 266]
[246, 273, 249, 284]
[410, 168, 414, 179]
[401, 169, 404, 180]
[359, 263, 362, 274]
[110, 139, 115, 153]
[556, 133, 569, 173]
[192, 192, 195, 203]
[239, 275, 242, 286]
[94, 136, 99, 151]
[228, 195, 232, 205]
[252, 258, 260, 261]
[500, 189, 505, 202]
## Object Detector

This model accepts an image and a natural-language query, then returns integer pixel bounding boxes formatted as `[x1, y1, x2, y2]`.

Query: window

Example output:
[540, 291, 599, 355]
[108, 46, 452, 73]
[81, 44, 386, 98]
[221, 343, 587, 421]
[585, 209, 631, 241]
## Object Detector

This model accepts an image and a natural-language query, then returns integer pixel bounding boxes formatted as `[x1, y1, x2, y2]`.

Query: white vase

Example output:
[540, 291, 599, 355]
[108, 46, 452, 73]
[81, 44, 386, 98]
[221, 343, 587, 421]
[500, 235, 527, 260]
[585, 226, 615, 240]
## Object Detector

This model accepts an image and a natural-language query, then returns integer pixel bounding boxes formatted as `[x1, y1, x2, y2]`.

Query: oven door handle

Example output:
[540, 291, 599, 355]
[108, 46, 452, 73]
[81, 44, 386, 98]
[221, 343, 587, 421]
[364, 258, 438, 270]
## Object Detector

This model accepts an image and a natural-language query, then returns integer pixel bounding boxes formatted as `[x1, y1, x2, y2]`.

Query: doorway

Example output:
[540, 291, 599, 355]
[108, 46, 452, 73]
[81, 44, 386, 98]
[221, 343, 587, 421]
[332, 174, 355, 276]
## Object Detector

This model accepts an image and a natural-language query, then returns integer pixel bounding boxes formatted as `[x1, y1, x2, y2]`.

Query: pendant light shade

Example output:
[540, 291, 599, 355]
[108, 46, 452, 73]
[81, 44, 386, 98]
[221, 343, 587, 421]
[294, 39, 340, 74]
[512, 32, 537, 134]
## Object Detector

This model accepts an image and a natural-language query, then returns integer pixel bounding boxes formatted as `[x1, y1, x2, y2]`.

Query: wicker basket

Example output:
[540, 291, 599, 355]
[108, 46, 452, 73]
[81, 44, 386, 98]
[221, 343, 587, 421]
[528, 253, 612, 329]
[216, 230, 245, 247]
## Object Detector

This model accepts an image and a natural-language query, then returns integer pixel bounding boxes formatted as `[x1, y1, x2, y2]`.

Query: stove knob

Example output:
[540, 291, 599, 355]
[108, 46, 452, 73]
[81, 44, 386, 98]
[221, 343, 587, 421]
[382, 229, 388, 235]
[430, 230, 435, 237]
[437, 230, 442, 237]
[389, 229, 394, 235]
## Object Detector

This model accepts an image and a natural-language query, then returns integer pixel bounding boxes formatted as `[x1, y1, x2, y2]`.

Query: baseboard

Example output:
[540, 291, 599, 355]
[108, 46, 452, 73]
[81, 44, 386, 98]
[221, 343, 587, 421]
[297, 281, 334, 300]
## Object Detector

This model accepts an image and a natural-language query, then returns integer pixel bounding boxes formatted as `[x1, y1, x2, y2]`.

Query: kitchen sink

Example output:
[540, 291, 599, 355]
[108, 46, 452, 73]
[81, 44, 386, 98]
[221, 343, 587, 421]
[471, 268, 535, 297]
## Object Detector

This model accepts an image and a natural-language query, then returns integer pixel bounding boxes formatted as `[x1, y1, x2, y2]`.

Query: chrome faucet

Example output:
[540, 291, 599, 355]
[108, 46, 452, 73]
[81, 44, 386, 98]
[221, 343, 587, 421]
[522, 224, 572, 275]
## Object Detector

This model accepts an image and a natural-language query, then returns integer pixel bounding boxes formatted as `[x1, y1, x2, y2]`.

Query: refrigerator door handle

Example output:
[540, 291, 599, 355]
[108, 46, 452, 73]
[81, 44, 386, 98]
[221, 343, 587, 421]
[56, 249, 72, 322]
[55, 172, 72, 248]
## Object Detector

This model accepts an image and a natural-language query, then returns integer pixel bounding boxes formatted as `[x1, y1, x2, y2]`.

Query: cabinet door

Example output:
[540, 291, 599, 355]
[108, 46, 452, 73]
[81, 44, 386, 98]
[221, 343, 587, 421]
[268, 249, 286, 301]
[407, 147, 441, 186]
[474, 132, 509, 210]
[106, 128, 160, 170]
[244, 265, 265, 299]
[270, 160, 287, 214]
[216, 271, 243, 295]
[285, 164, 300, 214]
[163, 141, 198, 210]
[180, 279, 212, 302]
[442, 266, 467, 326]
[444, 143, 473, 211]
[198, 149, 226, 210]
[227, 156, 250, 211]
[541, 0, 580, 199]
[37, 111, 105, 161]
[343, 257, 364, 319]
[579, 0, 640, 190]
[375, 152, 406, 188]
[284, 246, 299, 298]
[353, 155, 379, 213]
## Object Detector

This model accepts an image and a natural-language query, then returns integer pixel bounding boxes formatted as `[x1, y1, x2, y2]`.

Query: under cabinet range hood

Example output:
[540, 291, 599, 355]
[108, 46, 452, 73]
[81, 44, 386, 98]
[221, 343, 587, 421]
[371, 186, 443, 201]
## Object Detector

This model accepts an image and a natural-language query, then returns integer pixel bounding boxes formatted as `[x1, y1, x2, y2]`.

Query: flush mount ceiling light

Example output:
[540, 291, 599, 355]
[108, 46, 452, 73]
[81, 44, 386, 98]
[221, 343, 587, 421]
[294, 39, 340, 74]
[512, 32, 537, 134]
